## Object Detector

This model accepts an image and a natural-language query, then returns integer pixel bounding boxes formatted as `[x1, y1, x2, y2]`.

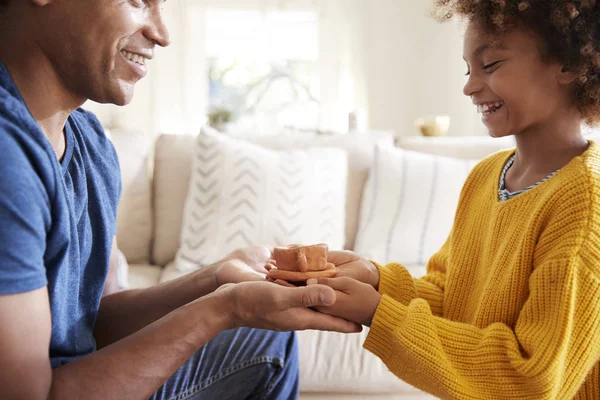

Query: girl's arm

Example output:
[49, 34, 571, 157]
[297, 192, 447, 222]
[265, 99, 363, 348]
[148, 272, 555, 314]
[365, 255, 600, 399]
[375, 237, 450, 317]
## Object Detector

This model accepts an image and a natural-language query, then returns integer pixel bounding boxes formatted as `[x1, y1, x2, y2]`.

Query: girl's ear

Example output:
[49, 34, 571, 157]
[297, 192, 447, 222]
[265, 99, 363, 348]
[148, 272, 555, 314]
[557, 66, 579, 85]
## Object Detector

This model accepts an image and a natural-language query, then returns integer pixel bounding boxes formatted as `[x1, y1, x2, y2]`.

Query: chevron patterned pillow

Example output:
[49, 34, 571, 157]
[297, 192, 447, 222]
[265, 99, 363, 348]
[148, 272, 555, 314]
[175, 126, 348, 271]
[354, 144, 478, 275]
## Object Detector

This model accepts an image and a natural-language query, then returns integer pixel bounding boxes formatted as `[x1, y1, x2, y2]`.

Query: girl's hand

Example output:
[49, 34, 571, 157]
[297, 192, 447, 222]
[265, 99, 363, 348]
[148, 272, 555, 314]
[327, 251, 381, 289]
[307, 277, 382, 326]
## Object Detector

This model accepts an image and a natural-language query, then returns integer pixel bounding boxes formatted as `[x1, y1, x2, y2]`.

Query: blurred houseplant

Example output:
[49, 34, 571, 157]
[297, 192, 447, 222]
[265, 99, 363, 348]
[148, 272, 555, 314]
[208, 107, 233, 131]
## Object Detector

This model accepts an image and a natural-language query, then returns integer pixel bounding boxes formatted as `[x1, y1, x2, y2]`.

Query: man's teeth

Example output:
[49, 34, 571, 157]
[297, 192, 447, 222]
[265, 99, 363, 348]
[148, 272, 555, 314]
[478, 102, 504, 115]
[122, 51, 147, 66]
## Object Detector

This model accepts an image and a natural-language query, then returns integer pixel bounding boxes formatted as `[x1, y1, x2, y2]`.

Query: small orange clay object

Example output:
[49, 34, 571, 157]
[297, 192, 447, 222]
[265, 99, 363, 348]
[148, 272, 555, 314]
[269, 244, 339, 282]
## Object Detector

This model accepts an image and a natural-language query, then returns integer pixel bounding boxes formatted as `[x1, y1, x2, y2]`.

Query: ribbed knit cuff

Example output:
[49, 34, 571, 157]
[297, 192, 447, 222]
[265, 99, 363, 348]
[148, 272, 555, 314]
[364, 294, 408, 361]
[372, 261, 418, 306]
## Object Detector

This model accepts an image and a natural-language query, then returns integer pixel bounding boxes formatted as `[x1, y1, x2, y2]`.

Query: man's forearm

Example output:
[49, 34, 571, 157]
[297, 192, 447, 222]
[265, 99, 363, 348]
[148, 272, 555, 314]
[94, 263, 219, 348]
[52, 292, 231, 400]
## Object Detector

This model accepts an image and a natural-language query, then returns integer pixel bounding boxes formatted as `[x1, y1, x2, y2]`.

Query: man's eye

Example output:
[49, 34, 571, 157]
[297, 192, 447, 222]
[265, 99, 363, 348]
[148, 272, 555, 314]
[130, 0, 145, 7]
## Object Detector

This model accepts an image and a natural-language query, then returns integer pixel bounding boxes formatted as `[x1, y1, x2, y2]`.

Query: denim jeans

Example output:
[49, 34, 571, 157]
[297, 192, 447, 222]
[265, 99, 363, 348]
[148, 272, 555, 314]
[150, 328, 299, 400]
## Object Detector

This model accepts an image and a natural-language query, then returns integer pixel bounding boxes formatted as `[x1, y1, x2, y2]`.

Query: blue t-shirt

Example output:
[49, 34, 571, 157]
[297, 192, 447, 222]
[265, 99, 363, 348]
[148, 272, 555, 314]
[0, 61, 121, 368]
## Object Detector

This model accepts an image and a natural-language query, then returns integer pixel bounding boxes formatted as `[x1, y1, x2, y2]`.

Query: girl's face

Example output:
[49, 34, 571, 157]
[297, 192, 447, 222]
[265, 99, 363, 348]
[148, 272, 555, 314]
[463, 23, 576, 138]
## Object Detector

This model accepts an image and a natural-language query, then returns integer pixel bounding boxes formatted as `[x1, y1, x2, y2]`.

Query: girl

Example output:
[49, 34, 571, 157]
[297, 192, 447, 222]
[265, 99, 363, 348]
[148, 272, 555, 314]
[303, 1, 600, 398]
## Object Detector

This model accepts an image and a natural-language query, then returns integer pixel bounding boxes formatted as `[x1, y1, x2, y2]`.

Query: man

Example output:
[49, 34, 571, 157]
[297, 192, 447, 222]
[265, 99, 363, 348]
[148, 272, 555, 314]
[0, 1, 361, 398]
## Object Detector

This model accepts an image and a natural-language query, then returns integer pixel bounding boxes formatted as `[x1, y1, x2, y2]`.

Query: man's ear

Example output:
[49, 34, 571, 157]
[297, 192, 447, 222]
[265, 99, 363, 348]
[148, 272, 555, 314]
[557, 66, 579, 85]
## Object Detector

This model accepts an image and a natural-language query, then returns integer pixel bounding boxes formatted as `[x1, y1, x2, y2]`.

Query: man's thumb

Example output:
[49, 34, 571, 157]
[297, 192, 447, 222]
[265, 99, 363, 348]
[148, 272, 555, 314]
[297, 285, 336, 307]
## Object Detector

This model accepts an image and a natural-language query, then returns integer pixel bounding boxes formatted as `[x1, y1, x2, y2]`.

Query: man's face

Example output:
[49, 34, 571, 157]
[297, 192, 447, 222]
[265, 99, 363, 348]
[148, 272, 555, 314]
[37, 0, 170, 105]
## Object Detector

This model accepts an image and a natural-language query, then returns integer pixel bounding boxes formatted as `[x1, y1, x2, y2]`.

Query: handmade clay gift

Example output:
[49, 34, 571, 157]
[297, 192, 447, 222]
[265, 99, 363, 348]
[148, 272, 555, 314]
[268, 243, 339, 282]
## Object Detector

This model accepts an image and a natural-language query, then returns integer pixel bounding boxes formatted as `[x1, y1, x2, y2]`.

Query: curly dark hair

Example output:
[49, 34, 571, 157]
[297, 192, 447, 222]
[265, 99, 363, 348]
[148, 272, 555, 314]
[434, 0, 600, 125]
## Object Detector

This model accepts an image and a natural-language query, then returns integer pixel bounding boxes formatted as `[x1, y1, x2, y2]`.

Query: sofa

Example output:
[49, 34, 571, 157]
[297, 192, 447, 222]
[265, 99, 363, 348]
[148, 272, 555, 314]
[110, 129, 518, 399]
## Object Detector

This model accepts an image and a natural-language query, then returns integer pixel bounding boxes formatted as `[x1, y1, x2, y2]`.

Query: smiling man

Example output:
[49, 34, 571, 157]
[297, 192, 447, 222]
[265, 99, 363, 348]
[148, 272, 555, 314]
[0, 1, 360, 399]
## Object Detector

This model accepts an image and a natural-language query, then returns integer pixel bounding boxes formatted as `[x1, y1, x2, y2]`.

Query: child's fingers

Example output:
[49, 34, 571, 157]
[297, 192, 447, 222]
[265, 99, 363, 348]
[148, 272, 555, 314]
[267, 277, 295, 288]
[274, 279, 296, 288]
[264, 261, 276, 271]
[307, 277, 355, 291]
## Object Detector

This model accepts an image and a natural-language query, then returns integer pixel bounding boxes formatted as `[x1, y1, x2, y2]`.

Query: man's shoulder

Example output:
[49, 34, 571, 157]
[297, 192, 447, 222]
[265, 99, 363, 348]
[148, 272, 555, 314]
[0, 93, 57, 236]
[0, 87, 57, 185]
[0, 84, 39, 135]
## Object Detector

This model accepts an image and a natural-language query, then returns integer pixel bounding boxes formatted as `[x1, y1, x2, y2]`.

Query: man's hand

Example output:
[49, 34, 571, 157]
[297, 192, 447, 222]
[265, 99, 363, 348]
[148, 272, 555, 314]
[215, 246, 273, 286]
[307, 277, 382, 327]
[216, 281, 363, 333]
[327, 251, 380, 289]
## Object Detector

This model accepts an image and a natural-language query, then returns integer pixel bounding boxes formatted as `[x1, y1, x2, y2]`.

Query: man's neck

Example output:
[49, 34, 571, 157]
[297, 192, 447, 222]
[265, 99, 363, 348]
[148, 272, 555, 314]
[1, 37, 85, 160]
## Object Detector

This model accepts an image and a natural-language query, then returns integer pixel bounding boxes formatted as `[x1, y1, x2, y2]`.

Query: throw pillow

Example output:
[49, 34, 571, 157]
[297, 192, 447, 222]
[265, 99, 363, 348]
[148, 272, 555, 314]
[354, 144, 478, 273]
[176, 126, 348, 271]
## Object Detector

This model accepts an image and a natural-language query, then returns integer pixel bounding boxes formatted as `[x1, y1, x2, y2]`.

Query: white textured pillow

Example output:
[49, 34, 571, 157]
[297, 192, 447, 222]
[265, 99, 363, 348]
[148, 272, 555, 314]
[176, 126, 348, 271]
[354, 144, 478, 273]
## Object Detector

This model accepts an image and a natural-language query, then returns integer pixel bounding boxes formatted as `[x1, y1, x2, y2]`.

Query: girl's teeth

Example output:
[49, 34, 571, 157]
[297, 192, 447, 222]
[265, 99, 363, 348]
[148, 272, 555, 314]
[478, 102, 504, 115]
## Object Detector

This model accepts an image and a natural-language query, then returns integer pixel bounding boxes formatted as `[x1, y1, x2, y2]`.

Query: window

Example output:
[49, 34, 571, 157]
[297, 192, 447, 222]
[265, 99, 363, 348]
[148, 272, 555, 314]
[206, 9, 320, 135]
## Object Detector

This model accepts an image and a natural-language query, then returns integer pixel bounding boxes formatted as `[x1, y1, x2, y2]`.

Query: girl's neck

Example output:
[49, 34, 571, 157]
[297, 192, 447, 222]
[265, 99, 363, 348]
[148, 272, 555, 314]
[512, 114, 588, 177]
[503, 112, 588, 193]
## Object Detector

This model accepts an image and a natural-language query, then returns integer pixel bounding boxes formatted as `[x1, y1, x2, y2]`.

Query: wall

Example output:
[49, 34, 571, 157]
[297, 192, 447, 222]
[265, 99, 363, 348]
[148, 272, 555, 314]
[363, 0, 483, 137]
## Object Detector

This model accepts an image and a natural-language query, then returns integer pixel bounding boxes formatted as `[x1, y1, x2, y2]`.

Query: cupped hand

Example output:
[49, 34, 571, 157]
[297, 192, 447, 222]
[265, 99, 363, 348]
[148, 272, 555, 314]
[217, 281, 363, 333]
[215, 246, 274, 286]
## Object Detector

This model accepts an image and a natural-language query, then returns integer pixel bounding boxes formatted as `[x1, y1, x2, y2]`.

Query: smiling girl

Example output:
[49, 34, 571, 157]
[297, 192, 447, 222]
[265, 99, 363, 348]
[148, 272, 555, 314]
[307, 1, 600, 398]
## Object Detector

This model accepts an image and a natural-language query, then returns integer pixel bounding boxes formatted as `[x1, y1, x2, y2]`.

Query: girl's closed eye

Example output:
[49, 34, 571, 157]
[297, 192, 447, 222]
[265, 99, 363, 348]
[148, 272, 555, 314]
[483, 60, 503, 72]
[465, 60, 504, 76]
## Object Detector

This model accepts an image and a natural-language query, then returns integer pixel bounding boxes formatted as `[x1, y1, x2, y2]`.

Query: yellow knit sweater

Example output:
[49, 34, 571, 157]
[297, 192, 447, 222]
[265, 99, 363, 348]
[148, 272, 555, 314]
[364, 141, 600, 400]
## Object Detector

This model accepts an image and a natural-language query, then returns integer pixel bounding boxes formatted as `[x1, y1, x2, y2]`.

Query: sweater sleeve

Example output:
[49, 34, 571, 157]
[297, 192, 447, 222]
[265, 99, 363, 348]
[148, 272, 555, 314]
[364, 255, 600, 400]
[374, 238, 450, 316]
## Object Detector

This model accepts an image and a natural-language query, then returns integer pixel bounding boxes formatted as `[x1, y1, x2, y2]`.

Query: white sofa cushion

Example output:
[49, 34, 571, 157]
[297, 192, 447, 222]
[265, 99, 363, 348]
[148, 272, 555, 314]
[127, 264, 162, 289]
[152, 131, 393, 266]
[176, 126, 348, 269]
[110, 133, 153, 264]
[152, 134, 196, 266]
[354, 145, 479, 272]
[245, 131, 394, 251]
